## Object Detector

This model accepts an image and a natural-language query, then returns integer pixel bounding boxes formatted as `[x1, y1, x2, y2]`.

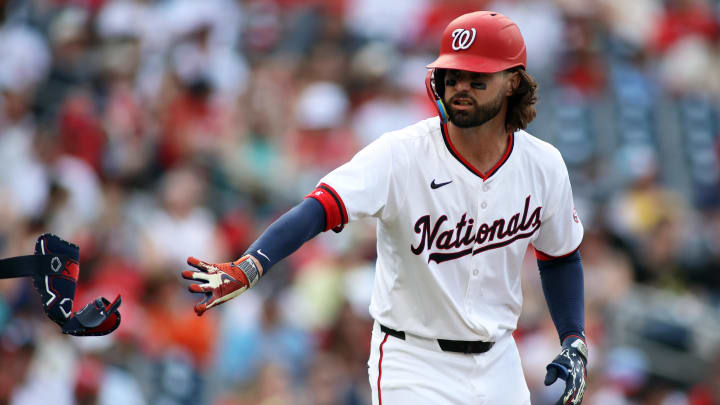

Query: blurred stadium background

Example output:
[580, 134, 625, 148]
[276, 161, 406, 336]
[0, 0, 719, 404]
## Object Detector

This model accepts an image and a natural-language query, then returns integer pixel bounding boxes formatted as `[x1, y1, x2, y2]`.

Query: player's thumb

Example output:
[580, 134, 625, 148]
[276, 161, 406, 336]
[544, 365, 560, 386]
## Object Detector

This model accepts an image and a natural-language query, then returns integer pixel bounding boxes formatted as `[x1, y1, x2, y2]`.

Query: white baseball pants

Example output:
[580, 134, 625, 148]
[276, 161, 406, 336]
[367, 322, 531, 405]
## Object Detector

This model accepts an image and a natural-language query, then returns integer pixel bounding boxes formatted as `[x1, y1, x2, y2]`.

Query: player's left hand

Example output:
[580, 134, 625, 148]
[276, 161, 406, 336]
[544, 335, 588, 405]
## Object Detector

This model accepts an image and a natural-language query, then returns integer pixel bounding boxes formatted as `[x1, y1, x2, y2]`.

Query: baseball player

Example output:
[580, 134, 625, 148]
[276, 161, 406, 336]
[182, 11, 587, 405]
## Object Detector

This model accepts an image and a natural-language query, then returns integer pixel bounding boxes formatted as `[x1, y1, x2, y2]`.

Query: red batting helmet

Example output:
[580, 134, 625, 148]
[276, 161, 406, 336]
[427, 11, 526, 73]
[425, 11, 527, 122]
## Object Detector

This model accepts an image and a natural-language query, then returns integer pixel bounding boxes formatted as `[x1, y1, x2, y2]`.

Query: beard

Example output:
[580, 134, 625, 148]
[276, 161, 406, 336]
[445, 89, 505, 129]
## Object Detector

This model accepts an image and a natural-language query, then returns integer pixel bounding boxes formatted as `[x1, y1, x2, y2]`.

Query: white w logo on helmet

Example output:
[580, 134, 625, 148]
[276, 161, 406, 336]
[451, 28, 476, 51]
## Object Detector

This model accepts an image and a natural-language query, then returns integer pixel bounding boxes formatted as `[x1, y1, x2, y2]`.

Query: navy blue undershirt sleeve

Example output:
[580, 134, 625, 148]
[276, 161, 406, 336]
[538, 250, 585, 343]
[244, 198, 326, 272]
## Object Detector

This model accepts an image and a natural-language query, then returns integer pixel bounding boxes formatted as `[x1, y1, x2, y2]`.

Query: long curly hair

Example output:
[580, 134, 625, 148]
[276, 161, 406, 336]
[505, 68, 538, 133]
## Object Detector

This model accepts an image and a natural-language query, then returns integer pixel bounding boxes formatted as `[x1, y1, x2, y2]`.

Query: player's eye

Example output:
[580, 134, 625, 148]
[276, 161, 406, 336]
[471, 82, 487, 90]
[445, 79, 457, 87]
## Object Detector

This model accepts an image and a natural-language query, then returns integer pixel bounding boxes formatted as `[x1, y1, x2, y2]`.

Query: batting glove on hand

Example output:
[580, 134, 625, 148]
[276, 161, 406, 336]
[544, 336, 588, 405]
[181, 255, 262, 316]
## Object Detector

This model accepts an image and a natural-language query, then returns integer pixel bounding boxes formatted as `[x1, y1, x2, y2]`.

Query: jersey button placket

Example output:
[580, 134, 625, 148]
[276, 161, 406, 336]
[472, 183, 489, 309]
[469, 182, 489, 312]
[480, 182, 489, 209]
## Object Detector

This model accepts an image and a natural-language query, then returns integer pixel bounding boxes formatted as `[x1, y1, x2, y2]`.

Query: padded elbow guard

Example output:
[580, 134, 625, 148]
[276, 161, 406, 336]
[0, 233, 121, 337]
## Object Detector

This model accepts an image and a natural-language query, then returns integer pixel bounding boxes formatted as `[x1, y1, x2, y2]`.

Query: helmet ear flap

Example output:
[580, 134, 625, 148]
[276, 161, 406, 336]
[434, 69, 448, 123]
[426, 69, 449, 123]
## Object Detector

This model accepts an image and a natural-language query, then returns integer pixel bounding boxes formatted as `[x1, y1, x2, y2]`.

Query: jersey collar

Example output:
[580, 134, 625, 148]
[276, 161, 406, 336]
[440, 121, 514, 181]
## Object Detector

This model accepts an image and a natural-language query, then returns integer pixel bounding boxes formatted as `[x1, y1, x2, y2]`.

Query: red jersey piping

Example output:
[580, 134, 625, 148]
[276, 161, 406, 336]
[440, 122, 514, 181]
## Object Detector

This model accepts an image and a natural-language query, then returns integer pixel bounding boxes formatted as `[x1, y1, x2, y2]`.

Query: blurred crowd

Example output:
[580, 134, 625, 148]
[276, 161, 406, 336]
[0, 0, 719, 404]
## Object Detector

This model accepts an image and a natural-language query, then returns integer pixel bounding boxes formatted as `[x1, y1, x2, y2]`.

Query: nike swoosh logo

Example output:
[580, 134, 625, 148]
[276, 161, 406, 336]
[257, 249, 270, 261]
[430, 179, 453, 189]
[220, 273, 237, 285]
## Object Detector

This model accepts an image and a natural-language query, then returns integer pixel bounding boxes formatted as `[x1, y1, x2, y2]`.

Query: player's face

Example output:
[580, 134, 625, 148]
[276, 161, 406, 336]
[443, 69, 508, 129]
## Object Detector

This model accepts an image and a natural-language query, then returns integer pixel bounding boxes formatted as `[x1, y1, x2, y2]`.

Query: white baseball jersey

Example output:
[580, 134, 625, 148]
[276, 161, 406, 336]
[309, 116, 583, 342]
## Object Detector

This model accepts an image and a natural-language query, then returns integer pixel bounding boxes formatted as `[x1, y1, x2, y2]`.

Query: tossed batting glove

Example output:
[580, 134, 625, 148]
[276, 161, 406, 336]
[544, 336, 588, 405]
[181, 255, 262, 316]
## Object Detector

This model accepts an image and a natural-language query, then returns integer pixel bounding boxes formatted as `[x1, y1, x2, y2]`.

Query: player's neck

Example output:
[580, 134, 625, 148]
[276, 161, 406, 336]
[447, 113, 510, 175]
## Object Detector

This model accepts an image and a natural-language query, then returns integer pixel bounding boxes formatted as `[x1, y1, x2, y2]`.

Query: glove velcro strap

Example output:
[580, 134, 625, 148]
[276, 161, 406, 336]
[0, 255, 60, 279]
[237, 258, 260, 288]
[563, 336, 588, 362]
[62, 296, 122, 337]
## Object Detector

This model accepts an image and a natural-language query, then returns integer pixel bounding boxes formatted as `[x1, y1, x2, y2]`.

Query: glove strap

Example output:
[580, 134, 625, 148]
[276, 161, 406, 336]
[236, 258, 260, 288]
[0, 255, 57, 279]
[563, 336, 588, 362]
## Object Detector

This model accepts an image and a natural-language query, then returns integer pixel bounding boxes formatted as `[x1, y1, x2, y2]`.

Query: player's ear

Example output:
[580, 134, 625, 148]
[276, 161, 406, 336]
[505, 70, 520, 97]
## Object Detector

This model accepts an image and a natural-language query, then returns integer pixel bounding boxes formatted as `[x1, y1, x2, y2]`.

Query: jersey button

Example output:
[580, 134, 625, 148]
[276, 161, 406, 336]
[481, 201, 487, 209]
[482, 185, 489, 192]
[472, 269, 479, 276]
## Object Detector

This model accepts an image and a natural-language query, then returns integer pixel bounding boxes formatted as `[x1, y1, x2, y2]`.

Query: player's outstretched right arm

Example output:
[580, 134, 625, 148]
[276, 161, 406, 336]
[182, 132, 394, 315]
[181, 197, 328, 315]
